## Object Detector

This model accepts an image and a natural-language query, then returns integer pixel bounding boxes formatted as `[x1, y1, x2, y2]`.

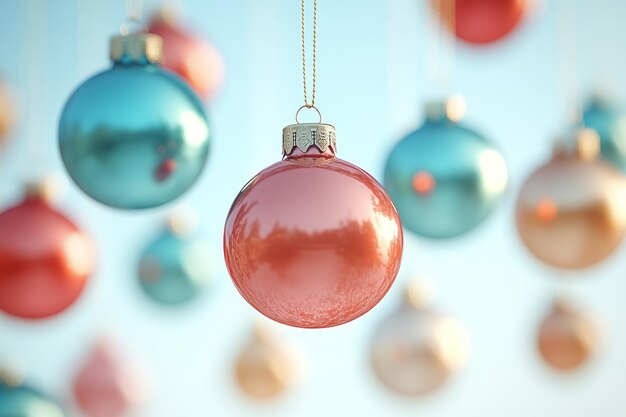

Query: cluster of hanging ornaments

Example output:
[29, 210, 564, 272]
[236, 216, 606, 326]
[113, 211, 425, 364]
[385, 96, 508, 238]
[223, 0, 403, 328]
[59, 6, 210, 209]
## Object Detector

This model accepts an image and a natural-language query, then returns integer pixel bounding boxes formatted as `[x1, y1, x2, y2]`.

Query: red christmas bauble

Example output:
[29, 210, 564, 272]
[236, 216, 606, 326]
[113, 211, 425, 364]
[0, 191, 94, 319]
[224, 123, 403, 328]
[433, 0, 532, 45]
[148, 12, 225, 101]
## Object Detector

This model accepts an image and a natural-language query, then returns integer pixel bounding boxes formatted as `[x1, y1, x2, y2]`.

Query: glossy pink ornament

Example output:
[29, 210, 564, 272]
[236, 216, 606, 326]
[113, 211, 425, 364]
[224, 122, 403, 328]
[148, 10, 225, 101]
[73, 341, 146, 417]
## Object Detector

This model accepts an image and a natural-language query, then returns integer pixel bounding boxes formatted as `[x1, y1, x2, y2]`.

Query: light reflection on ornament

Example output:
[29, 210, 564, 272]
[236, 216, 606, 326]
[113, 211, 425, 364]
[412, 171, 435, 195]
[370, 282, 470, 396]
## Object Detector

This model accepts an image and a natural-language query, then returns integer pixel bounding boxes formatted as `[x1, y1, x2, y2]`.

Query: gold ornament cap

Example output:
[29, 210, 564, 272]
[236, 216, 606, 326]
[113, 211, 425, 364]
[552, 127, 600, 161]
[110, 33, 163, 64]
[282, 123, 336, 157]
[425, 95, 467, 123]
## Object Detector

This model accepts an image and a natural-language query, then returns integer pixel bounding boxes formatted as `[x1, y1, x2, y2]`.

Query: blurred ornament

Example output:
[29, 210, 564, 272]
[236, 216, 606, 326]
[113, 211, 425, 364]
[432, 0, 532, 45]
[516, 128, 626, 269]
[138, 208, 213, 306]
[148, 8, 225, 101]
[0, 370, 65, 417]
[370, 282, 470, 396]
[384, 97, 508, 239]
[59, 31, 210, 209]
[583, 95, 626, 170]
[74, 340, 147, 417]
[234, 323, 303, 400]
[0, 183, 95, 319]
[537, 297, 599, 371]
[0, 78, 15, 144]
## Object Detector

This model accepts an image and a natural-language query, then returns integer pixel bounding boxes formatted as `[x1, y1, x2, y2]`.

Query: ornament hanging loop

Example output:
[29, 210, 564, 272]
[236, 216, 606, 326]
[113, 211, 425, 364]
[120, 0, 144, 35]
[295, 104, 322, 124]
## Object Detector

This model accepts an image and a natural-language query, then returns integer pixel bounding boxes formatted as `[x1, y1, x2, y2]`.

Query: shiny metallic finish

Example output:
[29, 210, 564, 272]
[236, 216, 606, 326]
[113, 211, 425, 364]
[583, 96, 626, 171]
[0, 379, 65, 417]
[516, 135, 626, 269]
[537, 298, 598, 371]
[59, 49, 210, 209]
[370, 293, 470, 396]
[138, 227, 213, 306]
[384, 101, 508, 239]
[282, 123, 336, 156]
[224, 130, 403, 328]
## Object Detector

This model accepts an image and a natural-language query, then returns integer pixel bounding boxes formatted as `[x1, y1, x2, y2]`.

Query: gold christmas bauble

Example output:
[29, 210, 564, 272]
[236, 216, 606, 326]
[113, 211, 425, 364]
[234, 323, 302, 400]
[537, 297, 599, 371]
[369, 283, 470, 396]
[516, 128, 626, 269]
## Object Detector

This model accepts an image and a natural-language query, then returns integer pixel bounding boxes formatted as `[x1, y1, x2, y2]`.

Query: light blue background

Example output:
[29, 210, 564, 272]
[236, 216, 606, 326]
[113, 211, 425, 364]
[1, 0, 626, 416]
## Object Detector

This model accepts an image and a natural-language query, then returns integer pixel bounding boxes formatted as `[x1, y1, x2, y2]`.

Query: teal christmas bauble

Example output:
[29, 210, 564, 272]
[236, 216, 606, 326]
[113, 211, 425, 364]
[384, 99, 508, 238]
[583, 96, 626, 170]
[0, 378, 65, 417]
[138, 215, 213, 306]
[59, 33, 210, 209]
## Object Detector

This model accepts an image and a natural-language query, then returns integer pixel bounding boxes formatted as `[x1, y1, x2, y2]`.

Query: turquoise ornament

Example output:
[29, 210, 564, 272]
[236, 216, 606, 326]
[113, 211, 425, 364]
[0, 377, 65, 417]
[384, 98, 508, 238]
[59, 33, 210, 209]
[583, 96, 626, 170]
[138, 212, 213, 306]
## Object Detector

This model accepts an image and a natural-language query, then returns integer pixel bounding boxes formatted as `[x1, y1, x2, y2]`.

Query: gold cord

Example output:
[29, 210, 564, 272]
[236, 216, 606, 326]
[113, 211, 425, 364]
[301, 0, 317, 108]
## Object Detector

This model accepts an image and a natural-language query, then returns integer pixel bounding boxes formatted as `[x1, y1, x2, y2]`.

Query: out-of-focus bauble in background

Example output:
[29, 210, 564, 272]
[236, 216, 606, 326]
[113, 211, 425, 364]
[234, 323, 303, 401]
[58, 33, 210, 209]
[0, 78, 15, 144]
[370, 282, 470, 396]
[224, 123, 403, 328]
[0, 372, 65, 417]
[537, 297, 599, 371]
[583, 95, 626, 170]
[73, 340, 147, 417]
[384, 97, 507, 239]
[432, 0, 532, 45]
[516, 128, 626, 269]
[0, 184, 94, 319]
[138, 209, 213, 306]
[148, 8, 225, 101]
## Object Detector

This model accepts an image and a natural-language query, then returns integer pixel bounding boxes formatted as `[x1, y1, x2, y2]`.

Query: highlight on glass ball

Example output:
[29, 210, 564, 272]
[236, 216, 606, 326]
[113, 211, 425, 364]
[58, 30, 210, 210]
[138, 208, 214, 306]
[516, 128, 626, 269]
[148, 7, 225, 101]
[0, 370, 65, 417]
[384, 96, 508, 239]
[73, 339, 148, 417]
[537, 297, 599, 371]
[369, 281, 470, 396]
[432, 0, 535, 45]
[583, 94, 626, 171]
[224, 122, 403, 328]
[234, 322, 305, 401]
[0, 182, 95, 319]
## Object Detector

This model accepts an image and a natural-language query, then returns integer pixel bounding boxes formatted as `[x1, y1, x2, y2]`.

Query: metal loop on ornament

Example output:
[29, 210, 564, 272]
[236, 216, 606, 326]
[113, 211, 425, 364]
[295, 105, 322, 124]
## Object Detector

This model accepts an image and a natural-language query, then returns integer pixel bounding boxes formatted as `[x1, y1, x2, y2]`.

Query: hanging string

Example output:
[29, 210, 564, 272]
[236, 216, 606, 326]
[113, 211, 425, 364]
[301, 0, 317, 109]
[556, 0, 582, 125]
[121, 0, 143, 35]
[428, 0, 456, 92]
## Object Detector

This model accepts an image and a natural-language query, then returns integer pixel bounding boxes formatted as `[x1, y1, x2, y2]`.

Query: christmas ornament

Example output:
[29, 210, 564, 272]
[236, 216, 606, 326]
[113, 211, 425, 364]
[224, 0, 403, 328]
[384, 97, 508, 239]
[537, 297, 599, 371]
[432, 0, 532, 45]
[583, 95, 626, 170]
[0, 78, 15, 143]
[148, 8, 224, 101]
[0, 371, 65, 417]
[138, 209, 213, 306]
[516, 128, 626, 269]
[74, 340, 147, 417]
[59, 12, 210, 209]
[0, 183, 95, 319]
[370, 282, 470, 396]
[234, 323, 303, 400]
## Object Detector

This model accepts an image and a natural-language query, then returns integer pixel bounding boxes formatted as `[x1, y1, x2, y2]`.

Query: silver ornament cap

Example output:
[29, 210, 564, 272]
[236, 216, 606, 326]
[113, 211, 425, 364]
[282, 123, 336, 157]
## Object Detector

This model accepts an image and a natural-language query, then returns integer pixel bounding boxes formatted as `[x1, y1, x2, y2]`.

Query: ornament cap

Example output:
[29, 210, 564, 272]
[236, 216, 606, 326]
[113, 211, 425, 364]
[402, 280, 433, 310]
[166, 206, 198, 238]
[0, 367, 23, 387]
[282, 123, 336, 158]
[425, 95, 466, 123]
[575, 128, 600, 160]
[110, 33, 163, 64]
